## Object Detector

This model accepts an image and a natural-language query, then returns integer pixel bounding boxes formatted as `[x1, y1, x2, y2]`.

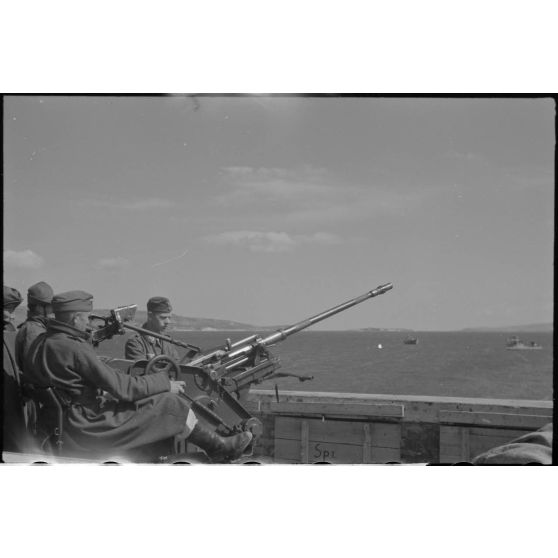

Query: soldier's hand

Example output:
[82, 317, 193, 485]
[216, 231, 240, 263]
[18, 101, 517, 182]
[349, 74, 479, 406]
[170, 380, 186, 395]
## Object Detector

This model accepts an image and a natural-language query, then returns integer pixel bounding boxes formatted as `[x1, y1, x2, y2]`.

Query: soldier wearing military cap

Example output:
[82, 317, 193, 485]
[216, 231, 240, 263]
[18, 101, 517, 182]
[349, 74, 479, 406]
[3, 285, 31, 452]
[3, 286, 23, 332]
[24, 290, 252, 461]
[124, 296, 181, 362]
[15, 281, 55, 373]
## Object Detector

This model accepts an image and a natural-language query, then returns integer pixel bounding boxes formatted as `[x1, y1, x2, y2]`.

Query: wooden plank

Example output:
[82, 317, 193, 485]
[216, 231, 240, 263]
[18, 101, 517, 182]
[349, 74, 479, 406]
[275, 416, 364, 443]
[274, 438, 360, 463]
[250, 391, 553, 429]
[250, 389, 553, 409]
[373, 424, 401, 451]
[460, 428, 470, 461]
[363, 424, 371, 463]
[438, 426, 470, 461]
[440, 426, 461, 447]
[439, 410, 552, 430]
[268, 401, 404, 418]
[274, 416, 400, 449]
[274, 438, 400, 464]
[469, 427, 527, 439]
[301, 421, 309, 464]
[439, 426, 463, 463]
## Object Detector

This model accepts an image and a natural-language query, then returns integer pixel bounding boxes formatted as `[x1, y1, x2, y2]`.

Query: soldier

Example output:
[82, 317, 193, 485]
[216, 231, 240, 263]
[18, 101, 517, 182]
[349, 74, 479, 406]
[24, 290, 252, 461]
[3, 286, 22, 331]
[14, 281, 54, 436]
[3, 285, 30, 452]
[125, 296, 181, 361]
[15, 281, 54, 372]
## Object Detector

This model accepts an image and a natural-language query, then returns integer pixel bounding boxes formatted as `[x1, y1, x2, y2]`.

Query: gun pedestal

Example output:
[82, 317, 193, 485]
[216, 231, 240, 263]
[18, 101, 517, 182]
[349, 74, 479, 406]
[94, 283, 394, 460]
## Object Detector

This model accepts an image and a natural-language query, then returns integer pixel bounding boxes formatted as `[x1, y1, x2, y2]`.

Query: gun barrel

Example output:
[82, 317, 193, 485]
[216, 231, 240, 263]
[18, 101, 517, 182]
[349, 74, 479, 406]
[262, 282, 393, 344]
[121, 322, 201, 354]
[226, 283, 393, 359]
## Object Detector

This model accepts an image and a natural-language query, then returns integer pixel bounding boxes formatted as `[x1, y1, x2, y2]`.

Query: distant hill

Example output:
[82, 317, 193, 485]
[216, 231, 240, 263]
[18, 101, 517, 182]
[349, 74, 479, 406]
[11, 306, 552, 333]
[360, 327, 414, 332]
[461, 323, 553, 332]
[12, 306, 262, 332]
[99, 309, 263, 332]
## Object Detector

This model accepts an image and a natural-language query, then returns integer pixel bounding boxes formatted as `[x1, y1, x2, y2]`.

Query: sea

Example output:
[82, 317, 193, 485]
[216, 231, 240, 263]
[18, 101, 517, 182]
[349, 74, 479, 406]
[98, 329, 553, 401]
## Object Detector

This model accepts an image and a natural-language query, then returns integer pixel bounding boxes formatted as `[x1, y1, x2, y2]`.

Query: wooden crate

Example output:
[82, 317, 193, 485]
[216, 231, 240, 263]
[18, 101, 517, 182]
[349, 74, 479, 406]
[274, 416, 401, 464]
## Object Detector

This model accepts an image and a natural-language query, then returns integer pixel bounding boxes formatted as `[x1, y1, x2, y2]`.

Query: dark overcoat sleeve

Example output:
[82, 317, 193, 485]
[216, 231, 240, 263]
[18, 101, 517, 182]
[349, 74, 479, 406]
[76, 342, 170, 402]
[125, 336, 146, 361]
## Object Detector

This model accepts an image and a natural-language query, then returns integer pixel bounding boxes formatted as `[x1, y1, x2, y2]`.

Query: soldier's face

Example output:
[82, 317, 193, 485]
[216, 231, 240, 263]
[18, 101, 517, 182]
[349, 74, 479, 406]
[148, 312, 171, 333]
[3, 308, 16, 324]
[73, 311, 92, 332]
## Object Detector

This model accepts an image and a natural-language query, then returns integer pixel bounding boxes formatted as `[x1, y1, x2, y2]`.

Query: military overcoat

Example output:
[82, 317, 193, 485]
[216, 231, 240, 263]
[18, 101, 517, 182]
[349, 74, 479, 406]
[124, 324, 180, 362]
[3, 330, 30, 453]
[15, 315, 48, 373]
[24, 320, 191, 455]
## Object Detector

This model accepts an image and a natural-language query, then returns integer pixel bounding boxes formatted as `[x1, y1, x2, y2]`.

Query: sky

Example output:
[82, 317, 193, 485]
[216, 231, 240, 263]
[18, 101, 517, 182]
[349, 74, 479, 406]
[3, 95, 555, 330]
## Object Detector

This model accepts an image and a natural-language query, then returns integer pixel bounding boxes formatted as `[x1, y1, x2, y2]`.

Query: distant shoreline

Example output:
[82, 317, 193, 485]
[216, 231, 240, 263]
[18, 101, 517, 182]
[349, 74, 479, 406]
[169, 327, 553, 334]
[11, 307, 551, 333]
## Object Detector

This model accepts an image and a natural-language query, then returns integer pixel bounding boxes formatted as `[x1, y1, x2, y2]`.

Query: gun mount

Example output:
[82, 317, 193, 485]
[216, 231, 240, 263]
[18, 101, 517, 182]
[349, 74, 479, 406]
[94, 283, 394, 445]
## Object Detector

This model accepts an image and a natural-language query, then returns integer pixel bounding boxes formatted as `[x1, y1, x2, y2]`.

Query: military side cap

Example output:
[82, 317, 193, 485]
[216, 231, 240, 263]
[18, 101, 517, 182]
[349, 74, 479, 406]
[147, 296, 172, 313]
[28, 281, 54, 305]
[52, 290, 94, 312]
[4, 286, 23, 309]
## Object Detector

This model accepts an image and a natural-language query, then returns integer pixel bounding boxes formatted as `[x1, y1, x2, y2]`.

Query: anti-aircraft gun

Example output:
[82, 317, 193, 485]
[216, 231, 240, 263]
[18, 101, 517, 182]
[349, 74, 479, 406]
[91, 283, 393, 450]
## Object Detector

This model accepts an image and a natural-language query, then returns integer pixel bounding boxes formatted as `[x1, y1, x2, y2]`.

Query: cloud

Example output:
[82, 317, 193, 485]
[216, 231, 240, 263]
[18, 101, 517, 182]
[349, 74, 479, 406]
[119, 198, 174, 211]
[206, 231, 295, 253]
[223, 166, 325, 181]
[217, 164, 434, 222]
[204, 231, 342, 253]
[299, 232, 342, 245]
[4, 249, 44, 269]
[96, 257, 130, 270]
[80, 197, 174, 211]
[214, 164, 447, 229]
[217, 165, 334, 206]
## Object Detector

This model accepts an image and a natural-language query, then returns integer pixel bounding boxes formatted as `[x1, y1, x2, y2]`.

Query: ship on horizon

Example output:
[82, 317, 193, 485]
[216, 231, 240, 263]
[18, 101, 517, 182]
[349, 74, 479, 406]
[505, 335, 542, 350]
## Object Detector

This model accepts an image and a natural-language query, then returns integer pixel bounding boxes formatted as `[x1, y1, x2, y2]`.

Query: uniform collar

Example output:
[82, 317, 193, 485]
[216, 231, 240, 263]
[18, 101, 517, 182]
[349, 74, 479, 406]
[28, 315, 49, 327]
[141, 323, 160, 345]
[47, 319, 91, 341]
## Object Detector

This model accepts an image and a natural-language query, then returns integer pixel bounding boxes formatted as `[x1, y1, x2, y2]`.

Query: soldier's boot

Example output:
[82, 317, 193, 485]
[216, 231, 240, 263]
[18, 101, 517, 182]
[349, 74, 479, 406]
[187, 423, 253, 463]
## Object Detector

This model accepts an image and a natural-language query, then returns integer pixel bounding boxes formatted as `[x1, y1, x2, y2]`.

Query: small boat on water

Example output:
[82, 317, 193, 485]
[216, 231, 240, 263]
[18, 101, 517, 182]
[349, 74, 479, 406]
[506, 336, 542, 350]
[403, 336, 418, 345]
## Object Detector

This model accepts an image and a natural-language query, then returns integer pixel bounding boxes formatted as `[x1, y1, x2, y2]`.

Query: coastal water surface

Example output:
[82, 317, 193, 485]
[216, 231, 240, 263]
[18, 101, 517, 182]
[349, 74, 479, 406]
[98, 330, 553, 400]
